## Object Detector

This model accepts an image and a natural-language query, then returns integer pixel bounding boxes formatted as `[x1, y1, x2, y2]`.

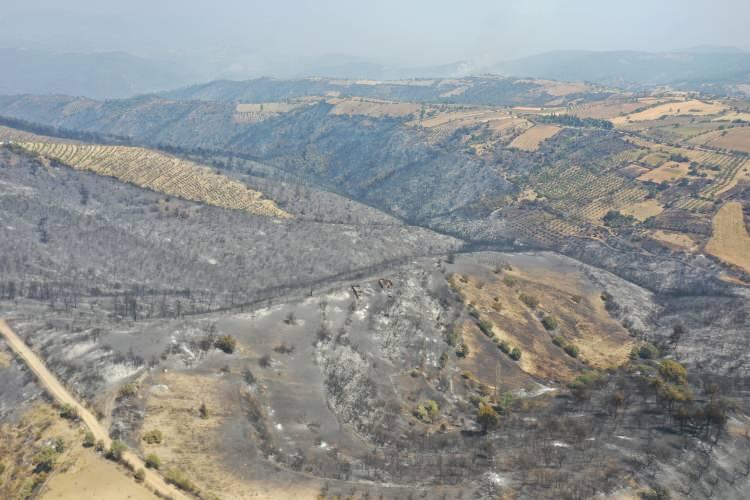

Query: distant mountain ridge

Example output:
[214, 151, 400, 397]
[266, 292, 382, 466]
[494, 47, 750, 87]
[0, 48, 200, 99]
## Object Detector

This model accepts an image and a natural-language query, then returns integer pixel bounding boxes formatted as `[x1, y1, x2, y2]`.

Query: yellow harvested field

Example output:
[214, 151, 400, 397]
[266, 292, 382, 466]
[648, 230, 698, 252]
[619, 199, 664, 221]
[706, 201, 750, 274]
[572, 101, 646, 120]
[328, 98, 421, 118]
[695, 127, 750, 154]
[416, 109, 511, 128]
[42, 448, 156, 500]
[508, 124, 561, 151]
[17, 142, 290, 218]
[712, 111, 750, 122]
[637, 161, 689, 183]
[612, 99, 727, 124]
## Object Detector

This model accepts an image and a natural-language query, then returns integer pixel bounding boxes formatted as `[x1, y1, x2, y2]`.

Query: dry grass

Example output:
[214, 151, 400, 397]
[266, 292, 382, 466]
[41, 448, 156, 500]
[571, 101, 649, 120]
[327, 98, 421, 118]
[619, 199, 664, 221]
[508, 124, 561, 151]
[637, 161, 689, 183]
[696, 127, 750, 154]
[648, 230, 699, 252]
[0, 403, 154, 500]
[706, 201, 750, 274]
[17, 142, 290, 218]
[612, 99, 727, 124]
[450, 266, 633, 383]
[139, 371, 320, 499]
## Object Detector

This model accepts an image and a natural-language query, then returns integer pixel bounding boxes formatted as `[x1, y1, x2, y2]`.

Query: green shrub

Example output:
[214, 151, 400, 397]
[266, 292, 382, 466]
[477, 319, 494, 337]
[83, 431, 96, 448]
[446, 328, 461, 346]
[59, 403, 78, 420]
[659, 360, 687, 385]
[119, 383, 138, 398]
[638, 343, 660, 360]
[509, 347, 522, 361]
[477, 402, 500, 433]
[214, 335, 237, 354]
[564, 344, 579, 358]
[503, 276, 517, 287]
[142, 429, 163, 445]
[519, 293, 539, 309]
[415, 400, 440, 422]
[134, 468, 146, 482]
[145, 453, 161, 469]
[107, 440, 127, 462]
[165, 468, 198, 493]
[541, 316, 558, 331]
[497, 340, 510, 354]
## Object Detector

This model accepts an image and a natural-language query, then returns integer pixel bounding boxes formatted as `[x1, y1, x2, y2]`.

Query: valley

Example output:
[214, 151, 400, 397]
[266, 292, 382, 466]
[0, 73, 749, 500]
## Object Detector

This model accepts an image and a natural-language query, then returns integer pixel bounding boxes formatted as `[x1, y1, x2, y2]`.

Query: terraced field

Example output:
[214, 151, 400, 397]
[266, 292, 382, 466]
[16, 142, 290, 217]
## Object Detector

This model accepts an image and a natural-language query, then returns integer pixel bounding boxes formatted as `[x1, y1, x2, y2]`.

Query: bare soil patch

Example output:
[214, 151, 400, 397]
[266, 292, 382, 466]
[508, 124, 562, 151]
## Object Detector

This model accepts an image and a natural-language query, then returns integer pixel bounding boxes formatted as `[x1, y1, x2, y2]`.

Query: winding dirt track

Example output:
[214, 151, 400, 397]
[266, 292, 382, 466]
[0, 319, 190, 500]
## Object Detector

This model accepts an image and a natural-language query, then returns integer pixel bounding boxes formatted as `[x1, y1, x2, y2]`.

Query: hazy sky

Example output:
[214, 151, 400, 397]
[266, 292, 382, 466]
[2, 0, 749, 72]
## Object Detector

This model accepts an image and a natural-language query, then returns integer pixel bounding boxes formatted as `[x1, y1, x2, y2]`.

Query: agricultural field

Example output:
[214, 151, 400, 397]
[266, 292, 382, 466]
[705, 201, 750, 275]
[508, 124, 561, 151]
[611, 99, 728, 124]
[327, 97, 422, 118]
[234, 99, 319, 123]
[690, 125, 750, 153]
[15, 142, 290, 218]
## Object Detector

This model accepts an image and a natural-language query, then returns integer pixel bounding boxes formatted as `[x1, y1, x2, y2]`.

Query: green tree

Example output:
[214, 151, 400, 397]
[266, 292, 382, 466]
[477, 403, 499, 433]
[215, 335, 237, 354]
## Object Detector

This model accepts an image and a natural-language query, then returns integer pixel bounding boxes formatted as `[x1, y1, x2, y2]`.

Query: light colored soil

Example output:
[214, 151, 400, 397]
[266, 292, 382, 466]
[327, 97, 421, 118]
[450, 263, 633, 383]
[0, 319, 189, 500]
[572, 101, 646, 120]
[712, 112, 750, 122]
[637, 161, 689, 183]
[648, 230, 699, 252]
[515, 79, 593, 97]
[706, 202, 750, 274]
[508, 124, 561, 151]
[140, 370, 321, 499]
[621, 164, 650, 178]
[619, 200, 664, 221]
[42, 448, 156, 500]
[697, 127, 750, 153]
[612, 99, 727, 124]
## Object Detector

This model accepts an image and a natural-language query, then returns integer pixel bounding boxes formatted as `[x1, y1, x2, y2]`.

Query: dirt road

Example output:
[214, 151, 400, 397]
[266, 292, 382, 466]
[0, 319, 190, 500]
